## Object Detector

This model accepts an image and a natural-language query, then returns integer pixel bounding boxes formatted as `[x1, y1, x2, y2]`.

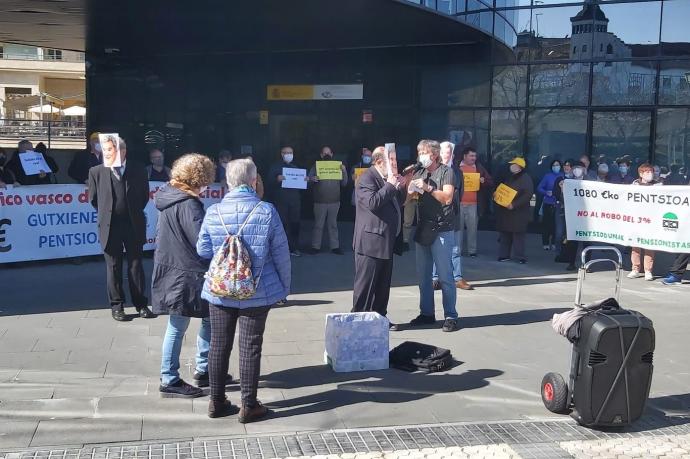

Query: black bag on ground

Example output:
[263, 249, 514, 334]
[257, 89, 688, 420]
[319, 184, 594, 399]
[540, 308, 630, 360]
[389, 341, 453, 373]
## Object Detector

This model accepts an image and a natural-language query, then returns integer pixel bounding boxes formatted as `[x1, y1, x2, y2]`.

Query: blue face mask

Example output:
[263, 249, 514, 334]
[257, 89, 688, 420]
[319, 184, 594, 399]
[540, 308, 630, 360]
[552, 165, 561, 174]
[362, 156, 372, 165]
[619, 166, 628, 176]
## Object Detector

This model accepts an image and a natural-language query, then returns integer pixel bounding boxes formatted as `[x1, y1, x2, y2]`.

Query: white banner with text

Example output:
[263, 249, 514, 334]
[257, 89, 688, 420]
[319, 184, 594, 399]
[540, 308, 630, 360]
[0, 183, 225, 263]
[563, 180, 690, 253]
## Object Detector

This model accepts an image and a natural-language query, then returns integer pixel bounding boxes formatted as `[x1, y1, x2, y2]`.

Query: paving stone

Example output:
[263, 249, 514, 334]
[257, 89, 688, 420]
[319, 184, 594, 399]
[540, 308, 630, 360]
[30, 417, 143, 446]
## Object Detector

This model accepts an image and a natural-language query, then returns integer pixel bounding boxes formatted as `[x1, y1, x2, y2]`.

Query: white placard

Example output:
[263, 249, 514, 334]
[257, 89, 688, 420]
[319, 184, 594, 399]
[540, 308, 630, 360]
[281, 168, 307, 189]
[563, 180, 690, 253]
[0, 183, 225, 263]
[18, 152, 52, 176]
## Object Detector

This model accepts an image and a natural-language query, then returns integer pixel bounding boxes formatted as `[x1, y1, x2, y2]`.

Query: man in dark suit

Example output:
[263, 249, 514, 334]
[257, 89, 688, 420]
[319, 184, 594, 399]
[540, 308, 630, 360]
[69, 132, 102, 184]
[88, 137, 155, 322]
[352, 146, 408, 330]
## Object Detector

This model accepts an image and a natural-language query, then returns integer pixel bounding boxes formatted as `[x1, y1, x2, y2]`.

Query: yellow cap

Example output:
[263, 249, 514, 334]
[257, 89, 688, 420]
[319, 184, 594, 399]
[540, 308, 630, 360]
[89, 132, 100, 141]
[509, 157, 526, 169]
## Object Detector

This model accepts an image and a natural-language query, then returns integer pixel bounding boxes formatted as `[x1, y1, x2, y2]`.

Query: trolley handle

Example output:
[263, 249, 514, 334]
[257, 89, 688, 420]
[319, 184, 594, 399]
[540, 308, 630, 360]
[574, 246, 623, 307]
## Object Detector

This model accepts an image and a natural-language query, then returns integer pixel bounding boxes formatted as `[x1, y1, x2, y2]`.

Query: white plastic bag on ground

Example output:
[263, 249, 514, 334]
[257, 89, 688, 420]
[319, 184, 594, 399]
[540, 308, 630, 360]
[324, 312, 389, 372]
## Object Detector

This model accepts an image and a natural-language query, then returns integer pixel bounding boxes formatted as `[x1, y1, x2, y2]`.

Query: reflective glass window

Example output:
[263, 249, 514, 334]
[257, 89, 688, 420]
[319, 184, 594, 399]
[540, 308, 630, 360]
[592, 61, 657, 106]
[495, 8, 532, 62]
[495, 0, 530, 7]
[492, 65, 528, 107]
[591, 2, 661, 59]
[529, 6, 588, 61]
[448, 110, 491, 163]
[466, 9, 494, 34]
[527, 109, 587, 161]
[592, 111, 652, 164]
[421, 65, 491, 108]
[661, 0, 690, 58]
[655, 108, 690, 173]
[491, 110, 526, 164]
[659, 60, 690, 105]
[529, 63, 590, 106]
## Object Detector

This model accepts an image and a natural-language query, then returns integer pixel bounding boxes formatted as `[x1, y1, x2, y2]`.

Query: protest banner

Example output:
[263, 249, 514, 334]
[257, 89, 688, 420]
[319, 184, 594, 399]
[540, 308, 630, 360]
[98, 133, 122, 168]
[384, 143, 398, 177]
[494, 183, 517, 208]
[463, 172, 480, 192]
[563, 180, 690, 253]
[281, 167, 307, 189]
[0, 183, 224, 263]
[354, 168, 368, 183]
[316, 161, 343, 180]
[19, 151, 53, 176]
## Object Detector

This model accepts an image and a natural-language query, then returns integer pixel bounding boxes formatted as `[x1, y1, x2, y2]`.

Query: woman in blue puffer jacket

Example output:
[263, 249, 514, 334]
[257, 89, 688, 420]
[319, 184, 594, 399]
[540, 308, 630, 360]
[537, 159, 563, 251]
[197, 158, 290, 422]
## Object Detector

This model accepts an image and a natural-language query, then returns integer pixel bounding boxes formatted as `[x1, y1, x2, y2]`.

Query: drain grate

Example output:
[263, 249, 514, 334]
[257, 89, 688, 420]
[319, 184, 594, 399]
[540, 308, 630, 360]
[2, 416, 689, 459]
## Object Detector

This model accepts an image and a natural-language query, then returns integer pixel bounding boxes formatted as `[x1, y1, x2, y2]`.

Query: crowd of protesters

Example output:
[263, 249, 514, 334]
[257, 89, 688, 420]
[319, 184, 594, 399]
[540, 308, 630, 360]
[3, 132, 690, 422]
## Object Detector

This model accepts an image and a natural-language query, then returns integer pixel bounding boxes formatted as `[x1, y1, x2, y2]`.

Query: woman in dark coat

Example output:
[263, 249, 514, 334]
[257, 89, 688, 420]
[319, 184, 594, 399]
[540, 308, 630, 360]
[496, 157, 534, 263]
[152, 153, 230, 398]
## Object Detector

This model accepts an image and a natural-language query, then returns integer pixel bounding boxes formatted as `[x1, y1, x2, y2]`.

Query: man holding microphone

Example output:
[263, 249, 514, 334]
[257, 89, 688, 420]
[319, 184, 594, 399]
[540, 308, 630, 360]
[408, 140, 459, 332]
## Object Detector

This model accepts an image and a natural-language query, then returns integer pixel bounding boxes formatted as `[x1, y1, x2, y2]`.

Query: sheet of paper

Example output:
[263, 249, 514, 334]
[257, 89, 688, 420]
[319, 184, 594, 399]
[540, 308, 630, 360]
[384, 143, 398, 177]
[315, 161, 343, 180]
[98, 133, 122, 168]
[494, 183, 518, 208]
[282, 168, 307, 189]
[19, 151, 52, 176]
[463, 172, 481, 192]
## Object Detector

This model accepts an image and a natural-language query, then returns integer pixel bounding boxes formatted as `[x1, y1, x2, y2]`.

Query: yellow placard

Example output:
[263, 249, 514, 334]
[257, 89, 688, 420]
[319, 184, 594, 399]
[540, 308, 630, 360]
[267, 85, 314, 101]
[316, 161, 343, 180]
[463, 172, 480, 192]
[494, 183, 518, 208]
[354, 167, 368, 182]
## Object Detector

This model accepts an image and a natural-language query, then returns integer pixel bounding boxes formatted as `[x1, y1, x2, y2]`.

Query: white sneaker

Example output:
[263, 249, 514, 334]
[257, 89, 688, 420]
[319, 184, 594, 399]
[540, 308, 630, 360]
[627, 270, 642, 279]
[543, 245, 550, 251]
[550, 244, 557, 251]
[645, 272, 654, 281]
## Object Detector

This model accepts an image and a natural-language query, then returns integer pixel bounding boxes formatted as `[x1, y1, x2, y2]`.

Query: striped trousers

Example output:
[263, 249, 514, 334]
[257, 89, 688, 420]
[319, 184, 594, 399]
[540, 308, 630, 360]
[208, 304, 270, 407]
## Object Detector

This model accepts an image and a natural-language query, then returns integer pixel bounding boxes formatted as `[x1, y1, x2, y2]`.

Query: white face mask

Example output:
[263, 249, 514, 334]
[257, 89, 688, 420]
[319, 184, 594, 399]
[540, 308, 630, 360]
[418, 154, 433, 169]
[282, 153, 293, 164]
[362, 155, 372, 165]
[573, 168, 584, 179]
[94, 143, 102, 153]
[509, 164, 521, 174]
[642, 172, 654, 182]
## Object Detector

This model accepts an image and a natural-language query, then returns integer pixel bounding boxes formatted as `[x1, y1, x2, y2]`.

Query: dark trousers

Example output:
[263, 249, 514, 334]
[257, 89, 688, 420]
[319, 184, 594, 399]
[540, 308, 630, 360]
[499, 231, 526, 260]
[541, 204, 556, 246]
[352, 253, 393, 316]
[208, 304, 270, 407]
[669, 253, 690, 277]
[276, 199, 301, 252]
[103, 220, 147, 310]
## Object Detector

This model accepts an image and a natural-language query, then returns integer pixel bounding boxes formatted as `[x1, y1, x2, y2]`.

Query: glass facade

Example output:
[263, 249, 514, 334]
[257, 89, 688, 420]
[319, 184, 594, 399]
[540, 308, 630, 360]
[414, 0, 690, 175]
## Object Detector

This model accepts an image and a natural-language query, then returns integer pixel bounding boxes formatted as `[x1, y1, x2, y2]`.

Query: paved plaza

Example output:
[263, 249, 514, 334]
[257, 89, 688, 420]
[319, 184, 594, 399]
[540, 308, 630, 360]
[1, 227, 689, 457]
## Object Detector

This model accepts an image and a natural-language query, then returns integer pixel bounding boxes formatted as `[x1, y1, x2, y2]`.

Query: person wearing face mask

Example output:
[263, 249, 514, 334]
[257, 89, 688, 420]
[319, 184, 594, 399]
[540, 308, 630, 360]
[269, 146, 305, 257]
[147, 148, 172, 182]
[408, 140, 459, 333]
[69, 132, 103, 184]
[578, 154, 598, 181]
[556, 161, 587, 270]
[350, 148, 372, 206]
[552, 159, 574, 257]
[306, 146, 348, 255]
[627, 163, 662, 281]
[431, 141, 472, 291]
[537, 159, 564, 251]
[608, 158, 635, 185]
[595, 163, 609, 182]
[496, 157, 534, 264]
[151, 154, 232, 398]
[215, 150, 232, 184]
[0, 147, 18, 188]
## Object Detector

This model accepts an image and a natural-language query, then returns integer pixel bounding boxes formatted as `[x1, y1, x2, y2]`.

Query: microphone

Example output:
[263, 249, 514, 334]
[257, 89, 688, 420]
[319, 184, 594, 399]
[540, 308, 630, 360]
[402, 162, 423, 175]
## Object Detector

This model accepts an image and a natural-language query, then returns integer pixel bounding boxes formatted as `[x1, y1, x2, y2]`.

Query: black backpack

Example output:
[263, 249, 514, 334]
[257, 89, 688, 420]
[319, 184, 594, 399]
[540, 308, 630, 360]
[389, 341, 453, 373]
